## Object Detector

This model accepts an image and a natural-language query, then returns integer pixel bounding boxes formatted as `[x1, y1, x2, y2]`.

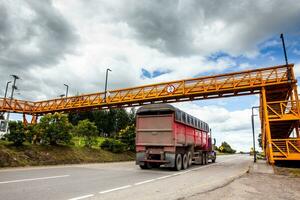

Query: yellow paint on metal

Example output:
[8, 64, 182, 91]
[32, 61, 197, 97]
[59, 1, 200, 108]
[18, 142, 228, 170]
[0, 64, 299, 163]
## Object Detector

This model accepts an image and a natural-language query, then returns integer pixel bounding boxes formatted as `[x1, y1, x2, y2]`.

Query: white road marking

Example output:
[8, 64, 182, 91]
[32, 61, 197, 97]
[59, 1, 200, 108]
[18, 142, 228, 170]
[154, 174, 173, 180]
[69, 194, 94, 200]
[99, 185, 132, 194]
[93, 156, 243, 197]
[132, 156, 240, 187]
[0, 175, 70, 184]
[134, 179, 156, 185]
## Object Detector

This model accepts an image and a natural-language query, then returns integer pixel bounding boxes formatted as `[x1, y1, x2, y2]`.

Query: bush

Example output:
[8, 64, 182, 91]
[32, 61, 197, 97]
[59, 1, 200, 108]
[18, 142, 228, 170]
[36, 113, 73, 145]
[73, 119, 98, 148]
[6, 121, 26, 146]
[100, 138, 125, 153]
[116, 125, 136, 151]
[25, 124, 42, 144]
[219, 141, 236, 154]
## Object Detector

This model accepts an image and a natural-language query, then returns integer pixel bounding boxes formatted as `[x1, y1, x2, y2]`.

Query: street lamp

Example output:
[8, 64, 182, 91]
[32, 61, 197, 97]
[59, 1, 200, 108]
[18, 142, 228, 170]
[104, 68, 112, 102]
[4, 81, 12, 99]
[5, 75, 20, 133]
[64, 84, 69, 98]
[251, 106, 260, 162]
[280, 33, 291, 82]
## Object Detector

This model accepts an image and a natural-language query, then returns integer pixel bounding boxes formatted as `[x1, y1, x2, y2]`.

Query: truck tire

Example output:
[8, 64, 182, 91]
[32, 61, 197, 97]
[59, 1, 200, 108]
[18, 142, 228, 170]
[182, 153, 188, 170]
[174, 154, 182, 171]
[212, 152, 216, 163]
[139, 162, 151, 169]
[202, 153, 207, 165]
[187, 151, 192, 166]
[204, 153, 208, 165]
[150, 163, 160, 168]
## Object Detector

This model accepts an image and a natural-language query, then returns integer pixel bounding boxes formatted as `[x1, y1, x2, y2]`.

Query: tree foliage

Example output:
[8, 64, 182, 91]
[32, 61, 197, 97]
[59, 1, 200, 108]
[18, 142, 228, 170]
[219, 141, 236, 154]
[258, 133, 262, 148]
[100, 138, 126, 153]
[73, 119, 98, 148]
[6, 121, 26, 146]
[116, 125, 136, 151]
[36, 113, 73, 145]
[68, 108, 136, 137]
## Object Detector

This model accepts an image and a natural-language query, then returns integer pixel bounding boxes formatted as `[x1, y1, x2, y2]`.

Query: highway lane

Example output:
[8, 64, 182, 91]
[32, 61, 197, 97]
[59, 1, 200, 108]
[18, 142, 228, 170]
[0, 154, 252, 200]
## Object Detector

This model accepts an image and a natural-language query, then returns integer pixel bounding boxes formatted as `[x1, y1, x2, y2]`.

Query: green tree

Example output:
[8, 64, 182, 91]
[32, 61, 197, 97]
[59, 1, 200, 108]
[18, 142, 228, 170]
[6, 121, 26, 146]
[100, 138, 125, 153]
[73, 119, 98, 148]
[219, 141, 236, 154]
[36, 113, 73, 145]
[128, 107, 136, 125]
[92, 110, 109, 136]
[68, 108, 136, 137]
[116, 125, 136, 151]
[115, 109, 131, 132]
[258, 133, 262, 148]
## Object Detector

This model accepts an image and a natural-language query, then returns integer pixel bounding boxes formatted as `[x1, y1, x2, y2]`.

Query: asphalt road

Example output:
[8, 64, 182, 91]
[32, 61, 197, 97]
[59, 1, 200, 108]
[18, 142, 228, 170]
[0, 154, 252, 200]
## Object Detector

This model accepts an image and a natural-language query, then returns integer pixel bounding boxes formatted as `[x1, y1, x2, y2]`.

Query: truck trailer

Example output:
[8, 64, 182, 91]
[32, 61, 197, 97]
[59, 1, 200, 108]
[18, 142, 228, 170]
[136, 104, 216, 171]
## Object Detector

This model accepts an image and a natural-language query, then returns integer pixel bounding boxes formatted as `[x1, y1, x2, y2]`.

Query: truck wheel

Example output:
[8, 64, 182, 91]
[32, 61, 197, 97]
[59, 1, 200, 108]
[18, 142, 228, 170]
[182, 153, 188, 170]
[205, 153, 208, 165]
[139, 162, 151, 169]
[187, 151, 192, 166]
[212, 152, 216, 163]
[202, 153, 206, 165]
[174, 154, 182, 171]
[150, 163, 160, 168]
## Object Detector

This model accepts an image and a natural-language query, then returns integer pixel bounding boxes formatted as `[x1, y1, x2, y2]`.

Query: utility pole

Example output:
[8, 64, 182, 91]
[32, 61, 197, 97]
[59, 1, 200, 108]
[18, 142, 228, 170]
[251, 106, 259, 162]
[64, 84, 69, 98]
[4, 81, 12, 100]
[104, 68, 112, 102]
[280, 33, 291, 81]
[5, 75, 20, 134]
[280, 33, 288, 66]
[0, 81, 11, 122]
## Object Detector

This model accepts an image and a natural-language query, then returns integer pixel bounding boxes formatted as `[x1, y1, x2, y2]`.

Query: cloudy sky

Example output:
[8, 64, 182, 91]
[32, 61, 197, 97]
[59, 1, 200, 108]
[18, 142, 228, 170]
[1, 0, 300, 151]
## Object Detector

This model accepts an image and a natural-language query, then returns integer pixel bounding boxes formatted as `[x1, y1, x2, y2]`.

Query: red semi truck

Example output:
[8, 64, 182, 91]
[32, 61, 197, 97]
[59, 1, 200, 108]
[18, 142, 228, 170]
[135, 104, 216, 170]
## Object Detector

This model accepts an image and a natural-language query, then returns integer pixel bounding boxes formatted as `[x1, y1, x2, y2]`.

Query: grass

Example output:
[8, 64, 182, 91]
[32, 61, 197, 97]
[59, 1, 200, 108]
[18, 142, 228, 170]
[0, 140, 135, 168]
[72, 136, 106, 148]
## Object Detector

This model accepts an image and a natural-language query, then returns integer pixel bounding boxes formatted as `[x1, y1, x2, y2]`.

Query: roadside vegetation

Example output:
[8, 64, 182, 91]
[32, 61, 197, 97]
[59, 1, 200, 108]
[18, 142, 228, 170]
[215, 141, 236, 154]
[0, 108, 136, 167]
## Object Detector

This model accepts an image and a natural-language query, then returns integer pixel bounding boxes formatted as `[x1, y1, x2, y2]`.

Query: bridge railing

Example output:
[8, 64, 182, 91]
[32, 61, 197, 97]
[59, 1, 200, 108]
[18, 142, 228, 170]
[0, 64, 294, 114]
[29, 64, 293, 113]
[272, 138, 300, 160]
[267, 100, 300, 121]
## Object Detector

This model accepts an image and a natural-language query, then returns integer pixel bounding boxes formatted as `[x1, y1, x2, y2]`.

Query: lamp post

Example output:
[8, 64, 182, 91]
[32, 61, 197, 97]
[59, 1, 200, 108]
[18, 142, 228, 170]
[4, 81, 12, 99]
[64, 84, 69, 98]
[251, 106, 260, 162]
[5, 75, 20, 133]
[104, 68, 112, 102]
[280, 33, 291, 81]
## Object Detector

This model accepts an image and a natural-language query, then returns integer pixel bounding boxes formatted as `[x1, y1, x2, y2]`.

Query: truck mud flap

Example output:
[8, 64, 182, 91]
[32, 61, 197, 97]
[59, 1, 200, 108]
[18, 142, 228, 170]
[164, 153, 175, 168]
[136, 152, 145, 165]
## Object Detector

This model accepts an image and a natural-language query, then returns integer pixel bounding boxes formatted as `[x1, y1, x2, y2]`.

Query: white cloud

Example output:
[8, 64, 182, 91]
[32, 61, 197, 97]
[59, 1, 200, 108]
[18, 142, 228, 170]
[174, 101, 260, 151]
[2, 0, 298, 151]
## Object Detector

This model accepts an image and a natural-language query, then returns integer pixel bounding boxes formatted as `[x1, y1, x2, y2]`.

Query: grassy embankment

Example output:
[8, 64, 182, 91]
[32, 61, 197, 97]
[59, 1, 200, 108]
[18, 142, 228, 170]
[0, 137, 135, 168]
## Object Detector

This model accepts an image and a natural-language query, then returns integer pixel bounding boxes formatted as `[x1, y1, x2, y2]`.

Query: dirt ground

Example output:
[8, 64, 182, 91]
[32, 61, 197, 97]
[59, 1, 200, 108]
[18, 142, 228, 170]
[188, 172, 300, 200]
